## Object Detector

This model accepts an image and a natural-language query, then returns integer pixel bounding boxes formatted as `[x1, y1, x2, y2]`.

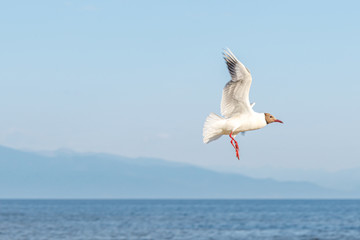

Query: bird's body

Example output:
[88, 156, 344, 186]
[228, 112, 267, 134]
[203, 112, 266, 143]
[203, 49, 283, 159]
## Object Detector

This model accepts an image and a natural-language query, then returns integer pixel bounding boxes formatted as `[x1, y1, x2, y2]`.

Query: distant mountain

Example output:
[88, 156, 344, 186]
[0, 145, 354, 199]
[236, 167, 360, 192]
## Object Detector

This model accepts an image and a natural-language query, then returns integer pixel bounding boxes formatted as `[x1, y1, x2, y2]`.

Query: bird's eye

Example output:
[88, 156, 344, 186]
[270, 116, 273, 118]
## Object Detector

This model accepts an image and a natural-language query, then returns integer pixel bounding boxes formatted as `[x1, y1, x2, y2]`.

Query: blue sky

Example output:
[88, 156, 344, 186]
[0, 1, 359, 176]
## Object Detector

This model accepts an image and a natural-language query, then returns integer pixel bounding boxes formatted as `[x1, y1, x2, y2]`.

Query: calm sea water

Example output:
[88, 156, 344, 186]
[1, 200, 360, 240]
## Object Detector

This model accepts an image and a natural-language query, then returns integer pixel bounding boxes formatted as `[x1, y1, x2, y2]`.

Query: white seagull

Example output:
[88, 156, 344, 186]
[203, 49, 283, 159]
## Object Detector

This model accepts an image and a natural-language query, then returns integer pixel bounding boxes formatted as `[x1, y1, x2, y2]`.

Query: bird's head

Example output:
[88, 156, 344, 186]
[265, 113, 283, 124]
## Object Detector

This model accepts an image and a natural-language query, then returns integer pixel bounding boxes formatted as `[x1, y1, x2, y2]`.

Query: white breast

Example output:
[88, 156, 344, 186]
[231, 112, 267, 134]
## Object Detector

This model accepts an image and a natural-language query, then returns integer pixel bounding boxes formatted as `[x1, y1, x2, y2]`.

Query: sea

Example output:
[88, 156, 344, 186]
[1, 200, 360, 240]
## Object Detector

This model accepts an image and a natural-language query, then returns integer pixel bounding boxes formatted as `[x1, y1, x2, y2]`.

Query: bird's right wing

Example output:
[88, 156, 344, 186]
[221, 49, 253, 118]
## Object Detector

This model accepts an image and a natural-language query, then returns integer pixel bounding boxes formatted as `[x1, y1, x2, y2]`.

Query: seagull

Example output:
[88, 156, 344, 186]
[203, 49, 283, 159]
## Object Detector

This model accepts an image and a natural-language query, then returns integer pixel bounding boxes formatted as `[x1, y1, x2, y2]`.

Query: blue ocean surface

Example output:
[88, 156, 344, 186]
[1, 200, 360, 240]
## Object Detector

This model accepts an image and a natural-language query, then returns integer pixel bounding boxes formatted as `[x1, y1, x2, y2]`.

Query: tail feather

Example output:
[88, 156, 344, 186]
[203, 113, 224, 144]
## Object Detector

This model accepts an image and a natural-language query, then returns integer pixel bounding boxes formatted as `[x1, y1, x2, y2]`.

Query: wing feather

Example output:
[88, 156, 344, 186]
[221, 49, 253, 117]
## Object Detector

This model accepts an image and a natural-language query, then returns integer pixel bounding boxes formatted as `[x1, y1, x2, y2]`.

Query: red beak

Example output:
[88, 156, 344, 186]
[274, 119, 283, 124]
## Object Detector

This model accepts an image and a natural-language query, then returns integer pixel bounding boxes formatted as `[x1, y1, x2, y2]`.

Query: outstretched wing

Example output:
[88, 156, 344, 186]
[221, 49, 253, 117]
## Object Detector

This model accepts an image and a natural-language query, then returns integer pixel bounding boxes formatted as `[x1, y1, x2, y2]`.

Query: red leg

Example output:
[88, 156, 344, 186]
[229, 132, 236, 148]
[230, 138, 236, 149]
[229, 132, 240, 160]
[235, 148, 240, 160]
[234, 140, 239, 150]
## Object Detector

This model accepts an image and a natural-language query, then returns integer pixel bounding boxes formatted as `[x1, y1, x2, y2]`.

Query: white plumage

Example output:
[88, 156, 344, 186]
[203, 49, 283, 159]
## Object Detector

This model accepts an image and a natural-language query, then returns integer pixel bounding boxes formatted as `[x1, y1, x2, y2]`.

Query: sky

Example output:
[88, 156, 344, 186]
[0, 0, 360, 178]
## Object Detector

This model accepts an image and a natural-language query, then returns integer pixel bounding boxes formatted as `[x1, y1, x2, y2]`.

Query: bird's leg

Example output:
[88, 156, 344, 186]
[234, 140, 239, 150]
[229, 132, 236, 148]
[229, 132, 240, 160]
[230, 138, 236, 149]
[234, 142, 240, 160]
[229, 132, 239, 150]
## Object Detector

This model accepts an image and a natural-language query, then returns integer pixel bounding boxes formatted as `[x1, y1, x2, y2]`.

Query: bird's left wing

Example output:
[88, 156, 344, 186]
[221, 49, 253, 118]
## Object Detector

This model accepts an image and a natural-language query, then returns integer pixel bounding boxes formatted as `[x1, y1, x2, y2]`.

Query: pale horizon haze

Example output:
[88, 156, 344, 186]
[1, 1, 360, 180]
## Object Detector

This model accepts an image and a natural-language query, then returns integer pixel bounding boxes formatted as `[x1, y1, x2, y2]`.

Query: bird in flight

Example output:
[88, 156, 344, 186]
[203, 49, 283, 159]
